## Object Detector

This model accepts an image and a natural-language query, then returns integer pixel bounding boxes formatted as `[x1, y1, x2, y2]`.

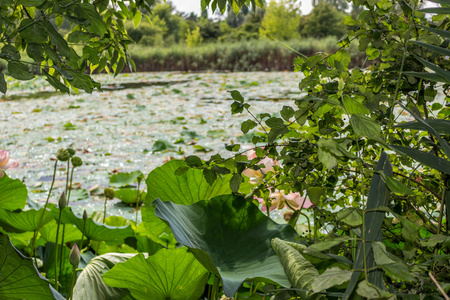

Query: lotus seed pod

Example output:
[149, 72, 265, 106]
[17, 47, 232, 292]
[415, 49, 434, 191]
[67, 148, 75, 157]
[104, 188, 115, 199]
[71, 156, 83, 167]
[83, 210, 88, 221]
[59, 192, 67, 209]
[69, 244, 81, 266]
[56, 148, 70, 161]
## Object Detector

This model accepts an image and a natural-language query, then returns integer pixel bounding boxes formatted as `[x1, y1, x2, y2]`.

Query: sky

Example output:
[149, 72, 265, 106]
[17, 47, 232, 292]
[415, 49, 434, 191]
[170, 0, 313, 16]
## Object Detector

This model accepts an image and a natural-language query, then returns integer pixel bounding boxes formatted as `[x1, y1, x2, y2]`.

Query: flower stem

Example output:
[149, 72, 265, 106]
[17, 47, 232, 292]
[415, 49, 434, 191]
[135, 180, 141, 225]
[31, 159, 58, 258]
[54, 208, 63, 291]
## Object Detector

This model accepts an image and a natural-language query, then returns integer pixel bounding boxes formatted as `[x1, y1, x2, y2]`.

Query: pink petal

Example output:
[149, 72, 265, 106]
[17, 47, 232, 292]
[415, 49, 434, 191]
[0, 150, 9, 166]
[246, 149, 257, 160]
[294, 196, 313, 209]
[0, 169, 4, 178]
[4, 159, 19, 169]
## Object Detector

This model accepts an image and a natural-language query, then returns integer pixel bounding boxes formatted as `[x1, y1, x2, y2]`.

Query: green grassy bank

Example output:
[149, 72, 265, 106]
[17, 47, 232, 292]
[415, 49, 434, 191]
[128, 37, 363, 72]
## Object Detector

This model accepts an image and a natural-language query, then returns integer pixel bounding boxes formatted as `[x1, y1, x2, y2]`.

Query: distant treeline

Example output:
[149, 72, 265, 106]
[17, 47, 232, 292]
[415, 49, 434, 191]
[127, 38, 365, 72]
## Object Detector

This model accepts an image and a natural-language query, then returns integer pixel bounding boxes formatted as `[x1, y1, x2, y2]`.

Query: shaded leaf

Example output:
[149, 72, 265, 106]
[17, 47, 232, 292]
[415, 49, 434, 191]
[0, 208, 53, 233]
[0, 233, 64, 300]
[350, 114, 381, 138]
[390, 145, 450, 175]
[73, 253, 136, 300]
[272, 238, 324, 299]
[154, 195, 297, 297]
[8, 61, 34, 81]
[78, 3, 107, 36]
[312, 267, 353, 293]
[109, 171, 143, 188]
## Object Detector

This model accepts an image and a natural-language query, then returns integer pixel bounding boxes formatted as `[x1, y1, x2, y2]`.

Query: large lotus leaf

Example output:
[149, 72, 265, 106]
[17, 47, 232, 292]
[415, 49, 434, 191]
[0, 174, 27, 210]
[53, 207, 134, 242]
[109, 171, 144, 188]
[145, 159, 232, 205]
[0, 207, 53, 233]
[103, 248, 209, 300]
[0, 233, 64, 300]
[141, 205, 177, 247]
[154, 194, 297, 297]
[73, 253, 137, 300]
[39, 220, 82, 244]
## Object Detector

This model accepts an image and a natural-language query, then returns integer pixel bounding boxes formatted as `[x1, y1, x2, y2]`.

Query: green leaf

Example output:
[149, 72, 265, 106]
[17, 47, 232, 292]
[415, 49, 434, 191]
[109, 171, 144, 188]
[418, 24, 450, 39]
[103, 249, 209, 300]
[39, 220, 82, 244]
[19, 19, 47, 44]
[312, 267, 353, 293]
[114, 57, 125, 77]
[337, 208, 363, 226]
[343, 95, 370, 115]
[0, 174, 27, 210]
[230, 173, 241, 193]
[419, 7, 450, 14]
[0, 73, 6, 93]
[141, 205, 177, 247]
[8, 61, 34, 81]
[356, 281, 394, 299]
[73, 253, 136, 300]
[0, 208, 53, 232]
[56, 207, 134, 242]
[414, 55, 450, 83]
[1, 44, 20, 60]
[43, 70, 70, 94]
[42, 20, 70, 58]
[0, 233, 64, 299]
[78, 3, 107, 36]
[66, 70, 97, 93]
[151, 139, 175, 152]
[308, 236, 353, 252]
[403, 71, 447, 83]
[272, 238, 324, 299]
[229, 90, 245, 103]
[306, 187, 323, 205]
[344, 152, 392, 299]
[115, 189, 146, 204]
[281, 106, 295, 121]
[203, 168, 217, 185]
[144, 160, 231, 205]
[350, 114, 381, 138]
[383, 174, 414, 195]
[20, 0, 46, 6]
[411, 40, 450, 57]
[185, 155, 203, 167]
[422, 234, 450, 247]
[390, 145, 450, 175]
[241, 119, 257, 134]
[132, 10, 142, 28]
[154, 195, 297, 297]
[395, 214, 419, 243]
[395, 119, 450, 135]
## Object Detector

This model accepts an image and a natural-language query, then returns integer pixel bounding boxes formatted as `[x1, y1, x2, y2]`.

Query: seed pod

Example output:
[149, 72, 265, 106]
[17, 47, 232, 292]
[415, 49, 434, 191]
[71, 156, 83, 167]
[104, 188, 115, 200]
[56, 148, 70, 161]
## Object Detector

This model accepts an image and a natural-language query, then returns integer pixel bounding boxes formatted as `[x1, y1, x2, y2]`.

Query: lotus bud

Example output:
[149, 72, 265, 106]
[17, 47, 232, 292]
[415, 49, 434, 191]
[71, 156, 83, 167]
[59, 192, 67, 209]
[69, 244, 81, 266]
[104, 188, 115, 199]
[83, 210, 88, 221]
[56, 148, 70, 161]
[67, 148, 76, 157]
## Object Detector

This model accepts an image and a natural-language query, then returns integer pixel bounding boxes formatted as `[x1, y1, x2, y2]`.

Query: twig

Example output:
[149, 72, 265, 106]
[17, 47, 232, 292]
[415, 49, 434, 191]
[428, 271, 450, 300]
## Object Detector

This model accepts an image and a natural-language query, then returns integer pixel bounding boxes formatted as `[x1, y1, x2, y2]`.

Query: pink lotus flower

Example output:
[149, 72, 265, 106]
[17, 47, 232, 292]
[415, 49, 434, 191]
[242, 149, 278, 184]
[269, 190, 313, 210]
[0, 150, 19, 178]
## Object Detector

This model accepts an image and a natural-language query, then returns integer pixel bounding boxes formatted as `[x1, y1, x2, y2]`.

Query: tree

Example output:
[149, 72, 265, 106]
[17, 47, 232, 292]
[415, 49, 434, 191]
[299, 2, 348, 38]
[0, 0, 261, 95]
[259, 0, 301, 41]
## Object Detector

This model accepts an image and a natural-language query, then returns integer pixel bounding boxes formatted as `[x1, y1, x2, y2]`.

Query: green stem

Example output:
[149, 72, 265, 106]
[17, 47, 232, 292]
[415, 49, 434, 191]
[54, 208, 63, 291]
[211, 275, 220, 300]
[59, 160, 71, 288]
[31, 159, 58, 258]
[79, 219, 87, 251]
[103, 198, 107, 224]
[68, 265, 77, 300]
[135, 180, 141, 225]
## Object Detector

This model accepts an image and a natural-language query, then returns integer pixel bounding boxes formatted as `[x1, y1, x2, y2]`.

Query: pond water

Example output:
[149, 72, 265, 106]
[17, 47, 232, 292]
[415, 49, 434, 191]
[0, 71, 303, 220]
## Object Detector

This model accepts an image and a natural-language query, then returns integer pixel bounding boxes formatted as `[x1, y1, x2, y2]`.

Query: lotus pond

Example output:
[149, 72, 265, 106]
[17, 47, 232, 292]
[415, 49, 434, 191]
[0, 71, 302, 220]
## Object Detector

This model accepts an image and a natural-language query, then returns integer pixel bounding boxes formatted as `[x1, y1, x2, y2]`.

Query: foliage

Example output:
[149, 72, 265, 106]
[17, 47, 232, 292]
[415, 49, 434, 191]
[299, 2, 348, 38]
[185, 26, 203, 47]
[1, 0, 450, 299]
[259, 0, 301, 41]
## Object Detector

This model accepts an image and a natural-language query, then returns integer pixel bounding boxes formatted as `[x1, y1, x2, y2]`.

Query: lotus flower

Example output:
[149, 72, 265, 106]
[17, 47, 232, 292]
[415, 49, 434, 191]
[0, 150, 19, 178]
[242, 149, 278, 184]
[268, 190, 313, 210]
